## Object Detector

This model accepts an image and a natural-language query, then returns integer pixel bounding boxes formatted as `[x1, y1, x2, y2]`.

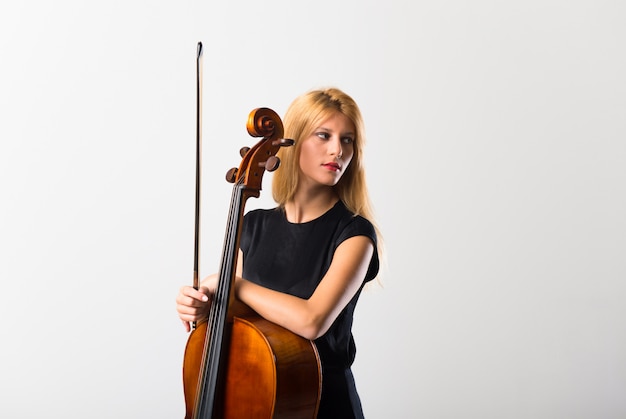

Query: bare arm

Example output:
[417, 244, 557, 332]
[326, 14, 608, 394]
[235, 235, 374, 340]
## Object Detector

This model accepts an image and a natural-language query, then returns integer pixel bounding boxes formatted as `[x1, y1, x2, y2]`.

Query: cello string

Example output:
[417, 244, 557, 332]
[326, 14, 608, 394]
[197, 176, 245, 417]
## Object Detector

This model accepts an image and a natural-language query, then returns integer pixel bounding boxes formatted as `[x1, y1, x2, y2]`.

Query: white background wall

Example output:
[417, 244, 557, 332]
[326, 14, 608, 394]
[1, 1, 624, 418]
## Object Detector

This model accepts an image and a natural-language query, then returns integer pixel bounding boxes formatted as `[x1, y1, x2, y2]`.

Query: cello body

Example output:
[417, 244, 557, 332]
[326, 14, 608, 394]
[183, 314, 321, 418]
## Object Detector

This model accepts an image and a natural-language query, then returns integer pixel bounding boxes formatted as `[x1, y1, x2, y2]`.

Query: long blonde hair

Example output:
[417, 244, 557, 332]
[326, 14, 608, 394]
[272, 88, 383, 264]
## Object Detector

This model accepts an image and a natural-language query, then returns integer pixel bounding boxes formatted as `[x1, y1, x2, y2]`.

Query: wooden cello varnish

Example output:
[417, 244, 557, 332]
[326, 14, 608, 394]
[184, 314, 321, 418]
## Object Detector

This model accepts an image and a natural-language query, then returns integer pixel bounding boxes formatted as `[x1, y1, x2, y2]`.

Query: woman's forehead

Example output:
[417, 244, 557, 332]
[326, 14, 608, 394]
[313, 111, 355, 132]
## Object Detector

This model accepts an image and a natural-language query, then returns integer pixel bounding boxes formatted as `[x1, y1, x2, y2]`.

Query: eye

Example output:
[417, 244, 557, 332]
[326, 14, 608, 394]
[341, 136, 354, 145]
[316, 132, 330, 140]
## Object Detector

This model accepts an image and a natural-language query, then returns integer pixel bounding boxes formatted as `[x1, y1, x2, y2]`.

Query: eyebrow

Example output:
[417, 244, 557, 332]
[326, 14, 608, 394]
[316, 126, 355, 136]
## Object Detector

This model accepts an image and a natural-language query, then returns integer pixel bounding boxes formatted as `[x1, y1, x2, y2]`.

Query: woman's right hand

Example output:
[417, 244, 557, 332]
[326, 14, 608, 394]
[176, 274, 218, 332]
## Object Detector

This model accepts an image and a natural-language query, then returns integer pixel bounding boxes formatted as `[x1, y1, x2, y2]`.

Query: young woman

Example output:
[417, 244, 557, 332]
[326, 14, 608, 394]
[176, 87, 381, 418]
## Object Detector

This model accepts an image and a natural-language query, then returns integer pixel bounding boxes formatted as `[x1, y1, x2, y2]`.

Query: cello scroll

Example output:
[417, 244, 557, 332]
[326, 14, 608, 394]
[225, 108, 294, 188]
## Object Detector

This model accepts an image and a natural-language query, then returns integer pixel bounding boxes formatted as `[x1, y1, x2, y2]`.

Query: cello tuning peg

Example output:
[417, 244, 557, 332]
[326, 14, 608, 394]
[225, 167, 238, 183]
[240, 146, 251, 157]
[258, 156, 280, 172]
[272, 138, 295, 147]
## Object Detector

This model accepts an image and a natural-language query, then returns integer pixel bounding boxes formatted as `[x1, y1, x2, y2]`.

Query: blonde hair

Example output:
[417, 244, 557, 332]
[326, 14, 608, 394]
[272, 88, 383, 267]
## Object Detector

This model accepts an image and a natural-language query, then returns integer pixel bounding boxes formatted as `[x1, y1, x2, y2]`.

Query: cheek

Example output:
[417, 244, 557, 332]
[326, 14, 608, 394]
[344, 147, 355, 163]
[344, 149, 356, 171]
[298, 140, 318, 163]
[298, 140, 311, 159]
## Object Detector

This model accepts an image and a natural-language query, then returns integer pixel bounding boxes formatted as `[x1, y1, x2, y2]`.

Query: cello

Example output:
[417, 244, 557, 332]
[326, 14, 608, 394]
[182, 43, 321, 419]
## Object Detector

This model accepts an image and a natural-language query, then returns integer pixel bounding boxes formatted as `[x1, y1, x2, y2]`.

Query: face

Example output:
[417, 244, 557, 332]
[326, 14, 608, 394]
[298, 111, 355, 189]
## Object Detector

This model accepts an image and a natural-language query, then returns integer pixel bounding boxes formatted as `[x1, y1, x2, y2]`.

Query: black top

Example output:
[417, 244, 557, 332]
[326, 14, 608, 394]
[240, 200, 379, 418]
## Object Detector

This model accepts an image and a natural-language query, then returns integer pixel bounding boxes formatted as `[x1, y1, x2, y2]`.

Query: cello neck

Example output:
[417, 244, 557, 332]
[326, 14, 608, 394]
[194, 180, 247, 419]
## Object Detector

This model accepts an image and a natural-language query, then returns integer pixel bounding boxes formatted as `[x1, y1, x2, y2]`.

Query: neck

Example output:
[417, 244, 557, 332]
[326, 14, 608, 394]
[284, 187, 339, 223]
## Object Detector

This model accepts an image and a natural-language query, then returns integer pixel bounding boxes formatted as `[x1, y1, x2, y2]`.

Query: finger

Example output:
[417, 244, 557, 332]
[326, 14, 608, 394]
[176, 301, 207, 316]
[182, 320, 191, 333]
[176, 293, 210, 309]
[180, 286, 210, 302]
[178, 310, 204, 323]
[198, 286, 212, 300]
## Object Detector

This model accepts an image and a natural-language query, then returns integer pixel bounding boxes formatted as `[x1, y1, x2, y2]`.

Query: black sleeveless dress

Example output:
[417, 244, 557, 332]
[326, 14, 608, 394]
[240, 201, 379, 418]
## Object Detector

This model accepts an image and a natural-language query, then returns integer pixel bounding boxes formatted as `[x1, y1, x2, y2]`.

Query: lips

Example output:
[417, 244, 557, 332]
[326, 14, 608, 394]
[322, 162, 341, 172]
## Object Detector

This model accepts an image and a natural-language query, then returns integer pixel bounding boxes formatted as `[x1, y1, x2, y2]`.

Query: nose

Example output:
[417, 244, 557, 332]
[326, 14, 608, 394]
[329, 136, 343, 158]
